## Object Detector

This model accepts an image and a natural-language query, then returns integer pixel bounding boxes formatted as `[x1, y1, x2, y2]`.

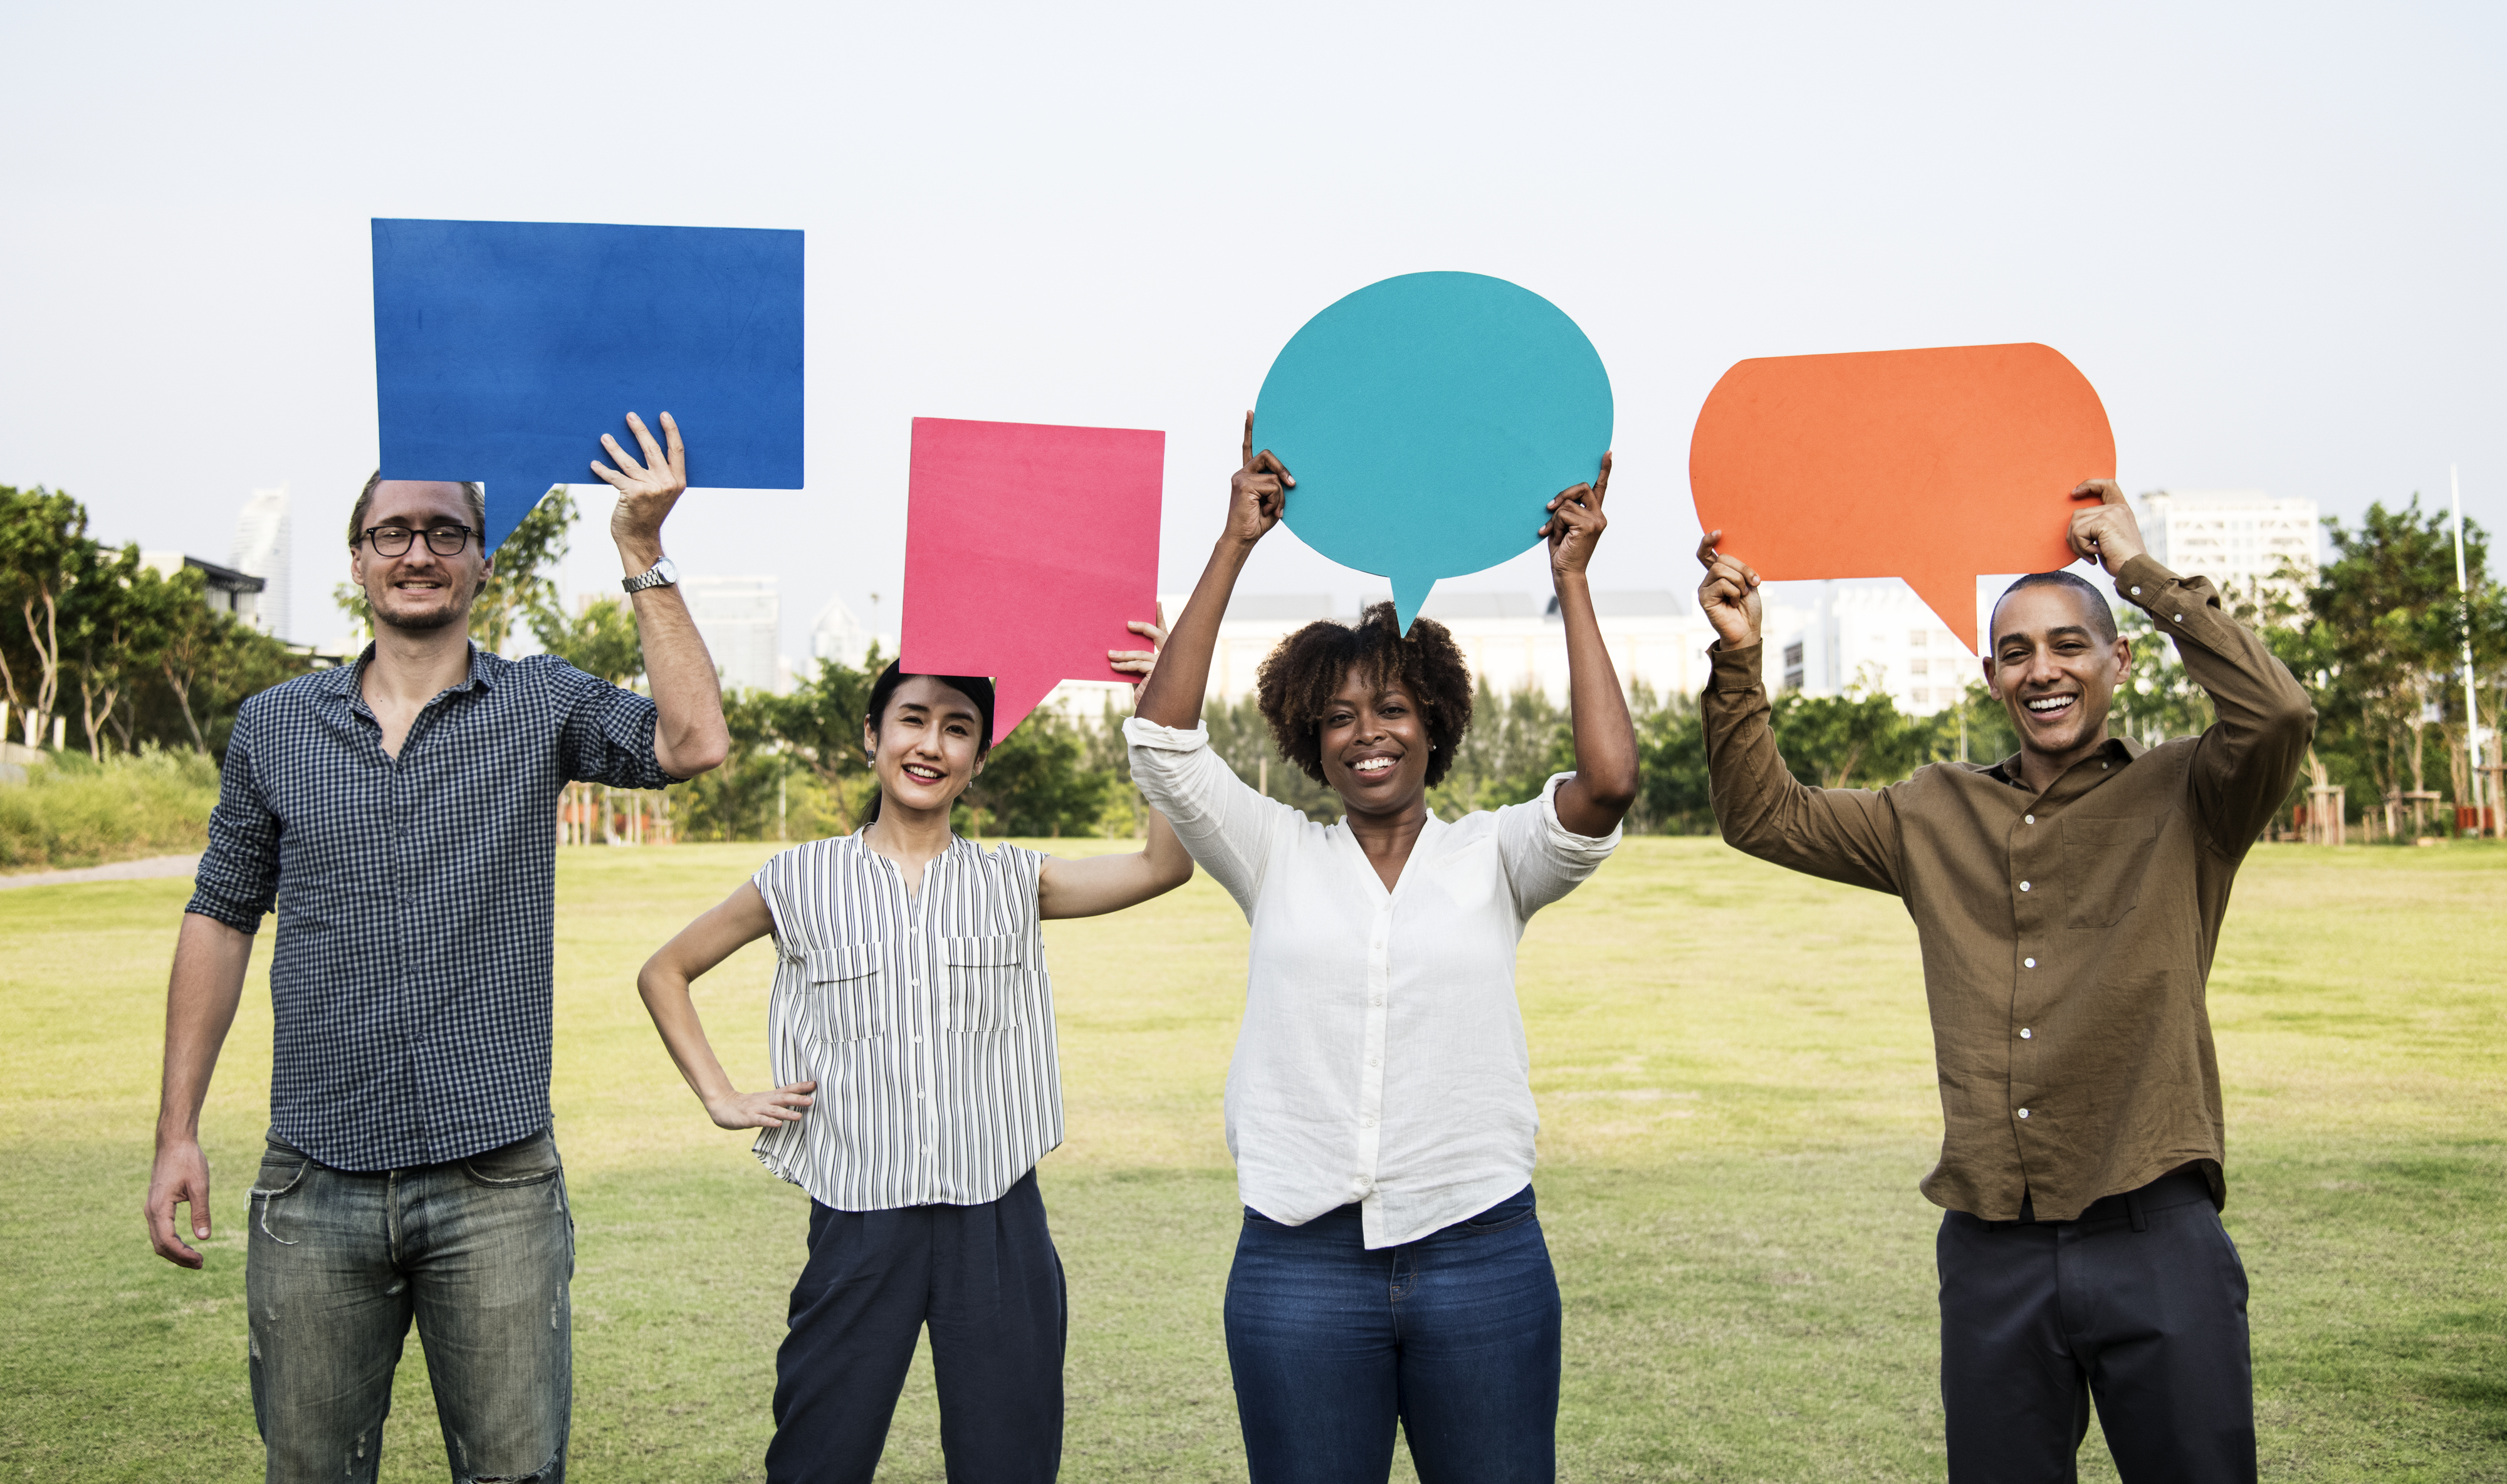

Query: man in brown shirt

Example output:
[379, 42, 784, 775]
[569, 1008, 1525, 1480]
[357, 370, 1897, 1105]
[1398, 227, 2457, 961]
[1697, 484, 2311, 1483]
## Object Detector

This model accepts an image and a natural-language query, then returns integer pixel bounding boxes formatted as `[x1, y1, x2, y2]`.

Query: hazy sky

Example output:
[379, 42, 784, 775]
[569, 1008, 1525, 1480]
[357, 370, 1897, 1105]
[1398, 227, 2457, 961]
[6, 3, 2501, 656]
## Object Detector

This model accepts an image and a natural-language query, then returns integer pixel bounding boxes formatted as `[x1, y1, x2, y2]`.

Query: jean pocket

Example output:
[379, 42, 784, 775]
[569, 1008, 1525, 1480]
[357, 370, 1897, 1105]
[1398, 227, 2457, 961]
[942, 933, 1026, 1031]
[460, 1131, 564, 1188]
[249, 1146, 312, 1200]
[1460, 1186, 1537, 1236]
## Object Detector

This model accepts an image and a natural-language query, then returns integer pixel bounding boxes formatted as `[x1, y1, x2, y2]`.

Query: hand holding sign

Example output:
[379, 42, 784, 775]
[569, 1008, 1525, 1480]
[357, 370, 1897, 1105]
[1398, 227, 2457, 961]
[900, 417, 1165, 745]
[1688, 342, 2113, 652]
[1253, 272, 1612, 633]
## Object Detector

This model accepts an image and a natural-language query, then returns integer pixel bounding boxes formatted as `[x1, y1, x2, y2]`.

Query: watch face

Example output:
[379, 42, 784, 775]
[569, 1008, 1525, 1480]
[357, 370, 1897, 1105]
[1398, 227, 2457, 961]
[654, 556, 679, 583]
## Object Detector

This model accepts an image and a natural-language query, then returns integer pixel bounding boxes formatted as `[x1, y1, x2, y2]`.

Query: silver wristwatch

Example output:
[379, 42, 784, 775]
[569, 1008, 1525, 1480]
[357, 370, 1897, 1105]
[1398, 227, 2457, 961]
[622, 555, 679, 593]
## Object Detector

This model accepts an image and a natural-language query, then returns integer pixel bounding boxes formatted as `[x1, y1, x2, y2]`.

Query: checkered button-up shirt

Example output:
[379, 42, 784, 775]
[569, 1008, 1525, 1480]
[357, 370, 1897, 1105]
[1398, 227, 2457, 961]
[188, 643, 675, 1171]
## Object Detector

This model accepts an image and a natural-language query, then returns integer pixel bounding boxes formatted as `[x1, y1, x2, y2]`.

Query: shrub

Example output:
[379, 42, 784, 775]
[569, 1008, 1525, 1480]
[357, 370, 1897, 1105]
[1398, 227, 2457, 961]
[0, 748, 222, 872]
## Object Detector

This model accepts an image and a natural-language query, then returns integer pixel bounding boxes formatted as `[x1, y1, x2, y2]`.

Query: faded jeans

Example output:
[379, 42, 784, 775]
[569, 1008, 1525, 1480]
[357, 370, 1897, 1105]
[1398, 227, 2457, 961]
[245, 1127, 575, 1484]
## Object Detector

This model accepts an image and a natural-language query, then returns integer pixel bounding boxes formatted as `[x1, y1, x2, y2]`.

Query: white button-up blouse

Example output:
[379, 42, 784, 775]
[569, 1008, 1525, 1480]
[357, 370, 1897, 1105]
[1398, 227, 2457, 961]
[1126, 717, 1621, 1248]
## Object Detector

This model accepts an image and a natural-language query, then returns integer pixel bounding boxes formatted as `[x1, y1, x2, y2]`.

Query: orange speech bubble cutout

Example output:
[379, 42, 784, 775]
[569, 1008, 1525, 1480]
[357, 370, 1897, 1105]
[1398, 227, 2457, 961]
[1689, 342, 2114, 653]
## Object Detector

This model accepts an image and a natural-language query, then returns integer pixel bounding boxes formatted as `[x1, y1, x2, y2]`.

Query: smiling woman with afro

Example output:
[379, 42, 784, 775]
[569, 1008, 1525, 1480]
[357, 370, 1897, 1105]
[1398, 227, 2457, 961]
[1255, 601, 1476, 788]
[1119, 415, 1640, 1478]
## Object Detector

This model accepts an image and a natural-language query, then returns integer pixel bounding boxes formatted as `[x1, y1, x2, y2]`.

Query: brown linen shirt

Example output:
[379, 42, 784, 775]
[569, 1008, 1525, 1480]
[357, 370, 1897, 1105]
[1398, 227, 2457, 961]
[1703, 555, 2315, 1221]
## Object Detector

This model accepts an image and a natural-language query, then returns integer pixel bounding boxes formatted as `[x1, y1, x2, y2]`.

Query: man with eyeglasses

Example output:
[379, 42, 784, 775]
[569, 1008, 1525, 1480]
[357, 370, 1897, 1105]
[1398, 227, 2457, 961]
[145, 413, 731, 1483]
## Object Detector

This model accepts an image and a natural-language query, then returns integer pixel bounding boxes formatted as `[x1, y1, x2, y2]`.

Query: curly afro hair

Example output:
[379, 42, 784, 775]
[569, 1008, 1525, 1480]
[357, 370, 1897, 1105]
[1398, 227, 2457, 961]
[1255, 602, 1475, 788]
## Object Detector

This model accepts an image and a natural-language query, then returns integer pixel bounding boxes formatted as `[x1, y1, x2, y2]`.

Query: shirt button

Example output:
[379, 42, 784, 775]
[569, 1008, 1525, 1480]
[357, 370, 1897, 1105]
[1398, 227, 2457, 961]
[1361, 1115, 1376, 1128]
[1368, 1057, 1380, 1068]
[2174, 614, 2185, 623]
[2024, 957, 2036, 968]
[2020, 1028, 2033, 1038]
[2130, 585, 2141, 595]
[2019, 881, 2031, 892]
[2024, 814, 2034, 825]
[2017, 1108, 2031, 1119]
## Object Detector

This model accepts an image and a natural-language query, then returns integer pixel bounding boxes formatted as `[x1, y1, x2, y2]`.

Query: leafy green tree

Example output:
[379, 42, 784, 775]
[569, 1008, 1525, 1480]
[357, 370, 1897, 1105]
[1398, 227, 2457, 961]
[62, 543, 188, 760]
[531, 595, 643, 686]
[2296, 497, 2483, 809]
[1201, 692, 1340, 822]
[758, 651, 883, 832]
[472, 487, 576, 653]
[0, 486, 90, 747]
[1630, 686, 1712, 834]
[962, 709, 1111, 838]
[1769, 673, 1929, 790]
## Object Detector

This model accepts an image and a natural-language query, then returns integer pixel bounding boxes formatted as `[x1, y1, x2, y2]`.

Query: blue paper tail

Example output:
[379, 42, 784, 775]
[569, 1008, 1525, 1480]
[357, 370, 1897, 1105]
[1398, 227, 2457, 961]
[482, 479, 565, 555]
[1390, 574, 1438, 637]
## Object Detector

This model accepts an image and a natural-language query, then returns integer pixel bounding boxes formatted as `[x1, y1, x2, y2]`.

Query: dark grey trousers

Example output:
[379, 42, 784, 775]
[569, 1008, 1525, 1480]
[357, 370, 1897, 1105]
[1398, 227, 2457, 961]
[766, 1168, 1065, 1484]
[1938, 1166, 2256, 1483]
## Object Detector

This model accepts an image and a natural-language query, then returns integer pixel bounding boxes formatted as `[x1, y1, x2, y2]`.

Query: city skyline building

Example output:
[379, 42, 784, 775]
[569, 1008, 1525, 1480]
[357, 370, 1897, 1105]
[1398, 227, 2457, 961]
[682, 575, 783, 695]
[230, 485, 291, 640]
[2135, 488, 2320, 612]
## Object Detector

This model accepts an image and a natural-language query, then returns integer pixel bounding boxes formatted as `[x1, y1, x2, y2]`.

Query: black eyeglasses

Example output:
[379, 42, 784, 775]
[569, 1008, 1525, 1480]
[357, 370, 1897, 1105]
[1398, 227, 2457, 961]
[360, 524, 476, 556]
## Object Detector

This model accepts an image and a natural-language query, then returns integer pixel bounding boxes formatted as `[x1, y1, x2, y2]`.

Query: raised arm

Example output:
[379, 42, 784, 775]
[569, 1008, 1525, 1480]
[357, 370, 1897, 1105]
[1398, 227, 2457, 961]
[1134, 412, 1291, 730]
[1043, 614, 1197, 918]
[1697, 533, 1905, 894]
[594, 410, 730, 780]
[636, 883, 816, 1131]
[2067, 482, 2314, 849]
[1542, 454, 1639, 836]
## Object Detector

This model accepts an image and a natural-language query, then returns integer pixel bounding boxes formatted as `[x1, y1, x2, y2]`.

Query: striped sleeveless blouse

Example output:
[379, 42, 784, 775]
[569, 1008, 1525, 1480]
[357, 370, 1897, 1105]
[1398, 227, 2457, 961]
[749, 832, 1062, 1210]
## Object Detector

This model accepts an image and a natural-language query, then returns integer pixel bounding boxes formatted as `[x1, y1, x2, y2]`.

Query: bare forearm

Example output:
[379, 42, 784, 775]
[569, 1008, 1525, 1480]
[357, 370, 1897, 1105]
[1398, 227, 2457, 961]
[158, 914, 251, 1144]
[629, 579, 730, 778]
[1555, 574, 1638, 822]
[1136, 540, 1250, 729]
[636, 966, 740, 1107]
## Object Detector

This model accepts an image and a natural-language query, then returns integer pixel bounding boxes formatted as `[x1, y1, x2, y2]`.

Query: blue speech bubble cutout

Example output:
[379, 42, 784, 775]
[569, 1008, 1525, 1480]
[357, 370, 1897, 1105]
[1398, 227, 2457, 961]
[1253, 272, 1613, 634]
[373, 218, 805, 551]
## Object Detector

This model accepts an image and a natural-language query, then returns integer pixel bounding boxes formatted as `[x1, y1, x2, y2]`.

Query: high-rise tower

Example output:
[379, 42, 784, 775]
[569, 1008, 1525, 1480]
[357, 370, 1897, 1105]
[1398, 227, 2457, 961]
[231, 486, 292, 640]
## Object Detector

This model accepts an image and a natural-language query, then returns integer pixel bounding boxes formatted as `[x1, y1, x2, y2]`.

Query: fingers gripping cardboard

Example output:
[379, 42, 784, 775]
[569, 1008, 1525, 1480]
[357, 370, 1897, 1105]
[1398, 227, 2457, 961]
[1688, 343, 2114, 652]
[899, 418, 1165, 745]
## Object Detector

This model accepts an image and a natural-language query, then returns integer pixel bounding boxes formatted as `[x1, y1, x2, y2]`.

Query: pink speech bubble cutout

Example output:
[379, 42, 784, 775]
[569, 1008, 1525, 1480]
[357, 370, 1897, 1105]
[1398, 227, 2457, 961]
[900, 417, 1166, 745]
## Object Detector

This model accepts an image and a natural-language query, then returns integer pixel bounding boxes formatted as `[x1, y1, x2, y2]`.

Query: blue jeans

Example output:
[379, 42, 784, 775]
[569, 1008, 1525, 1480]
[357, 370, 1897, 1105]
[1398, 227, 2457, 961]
[1223, 1185, 1560, 1484]
[244, 1127, 575, 1484]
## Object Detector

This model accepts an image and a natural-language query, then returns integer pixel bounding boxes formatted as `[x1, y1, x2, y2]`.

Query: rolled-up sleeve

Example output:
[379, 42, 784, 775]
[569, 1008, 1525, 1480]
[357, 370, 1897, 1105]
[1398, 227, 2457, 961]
[187, 696, 281, 932]
[550, 660, 676, 788]
[1124, 716, 1290, 919]
[1495, 771, 1622, 916]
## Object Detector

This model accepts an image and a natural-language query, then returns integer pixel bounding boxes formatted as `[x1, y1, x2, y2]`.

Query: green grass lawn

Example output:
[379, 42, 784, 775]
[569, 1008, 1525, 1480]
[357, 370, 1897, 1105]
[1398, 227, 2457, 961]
[1, 837, 2500, 1481]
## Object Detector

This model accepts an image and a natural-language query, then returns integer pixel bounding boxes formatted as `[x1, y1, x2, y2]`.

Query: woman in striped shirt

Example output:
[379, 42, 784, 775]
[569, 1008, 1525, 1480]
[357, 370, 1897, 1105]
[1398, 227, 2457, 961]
[636, 647, 1191, 1484]
[1126, 417, 1639, 1483]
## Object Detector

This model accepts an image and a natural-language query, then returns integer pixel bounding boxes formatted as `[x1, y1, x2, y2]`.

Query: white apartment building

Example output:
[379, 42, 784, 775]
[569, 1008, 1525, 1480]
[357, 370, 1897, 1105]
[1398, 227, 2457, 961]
[683, 575, 782, 694]
[231, 486, 292, 640]
[2136, 489, 2319, 607]
[1781, 580, 1976, 716]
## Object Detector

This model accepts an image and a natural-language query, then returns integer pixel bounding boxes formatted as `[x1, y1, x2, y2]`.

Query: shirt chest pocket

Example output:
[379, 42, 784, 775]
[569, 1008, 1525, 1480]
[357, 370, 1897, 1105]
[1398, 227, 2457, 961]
[2058, 816, 2165, 930]
[799, 944, 887, 1042]
[941, 933, 1026, 1032]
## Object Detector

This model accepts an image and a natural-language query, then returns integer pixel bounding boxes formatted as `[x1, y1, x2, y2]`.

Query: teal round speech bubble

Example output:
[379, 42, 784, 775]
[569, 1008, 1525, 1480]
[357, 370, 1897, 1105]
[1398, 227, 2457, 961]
[1253, 271, 1613, 633]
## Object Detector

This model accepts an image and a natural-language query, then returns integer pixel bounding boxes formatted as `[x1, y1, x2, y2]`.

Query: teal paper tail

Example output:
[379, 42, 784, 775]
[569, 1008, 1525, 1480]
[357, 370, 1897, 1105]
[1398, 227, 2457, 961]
[1390, 573, 1437, 637]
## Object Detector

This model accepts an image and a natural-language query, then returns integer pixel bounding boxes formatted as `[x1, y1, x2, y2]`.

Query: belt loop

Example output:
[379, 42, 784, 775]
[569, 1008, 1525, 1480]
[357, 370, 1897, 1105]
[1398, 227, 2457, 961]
[2126, 1187, 2148, 1233]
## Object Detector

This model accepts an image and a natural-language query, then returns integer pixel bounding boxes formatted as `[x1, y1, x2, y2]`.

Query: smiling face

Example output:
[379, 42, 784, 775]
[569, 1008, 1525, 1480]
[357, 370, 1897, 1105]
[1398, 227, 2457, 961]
[349, 481, 491, 635]
[864, 675, 988, 820]
[1984, 583, 2132, 766]
[1316, 666, 1434, 817]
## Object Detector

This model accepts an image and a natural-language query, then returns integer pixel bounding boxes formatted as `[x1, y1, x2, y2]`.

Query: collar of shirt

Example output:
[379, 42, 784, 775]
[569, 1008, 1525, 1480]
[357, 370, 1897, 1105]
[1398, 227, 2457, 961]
[1981, 734, 2143, 798]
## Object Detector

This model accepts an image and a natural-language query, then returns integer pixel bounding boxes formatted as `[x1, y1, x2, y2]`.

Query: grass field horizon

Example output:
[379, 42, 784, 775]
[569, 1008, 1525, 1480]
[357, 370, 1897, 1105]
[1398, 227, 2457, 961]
[2, 837, 2500, 1480]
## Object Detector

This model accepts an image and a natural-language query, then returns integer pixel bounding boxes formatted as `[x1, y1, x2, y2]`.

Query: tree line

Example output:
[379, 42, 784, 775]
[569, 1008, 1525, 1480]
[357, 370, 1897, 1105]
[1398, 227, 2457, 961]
[8, 480, 2498, 839]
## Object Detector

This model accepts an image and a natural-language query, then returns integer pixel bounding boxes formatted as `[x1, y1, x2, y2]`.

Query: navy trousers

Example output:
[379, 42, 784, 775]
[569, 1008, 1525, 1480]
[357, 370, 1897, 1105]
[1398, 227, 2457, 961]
[766, 1168, 1065, 1484]
[1939, 1166, 2257, 1483]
